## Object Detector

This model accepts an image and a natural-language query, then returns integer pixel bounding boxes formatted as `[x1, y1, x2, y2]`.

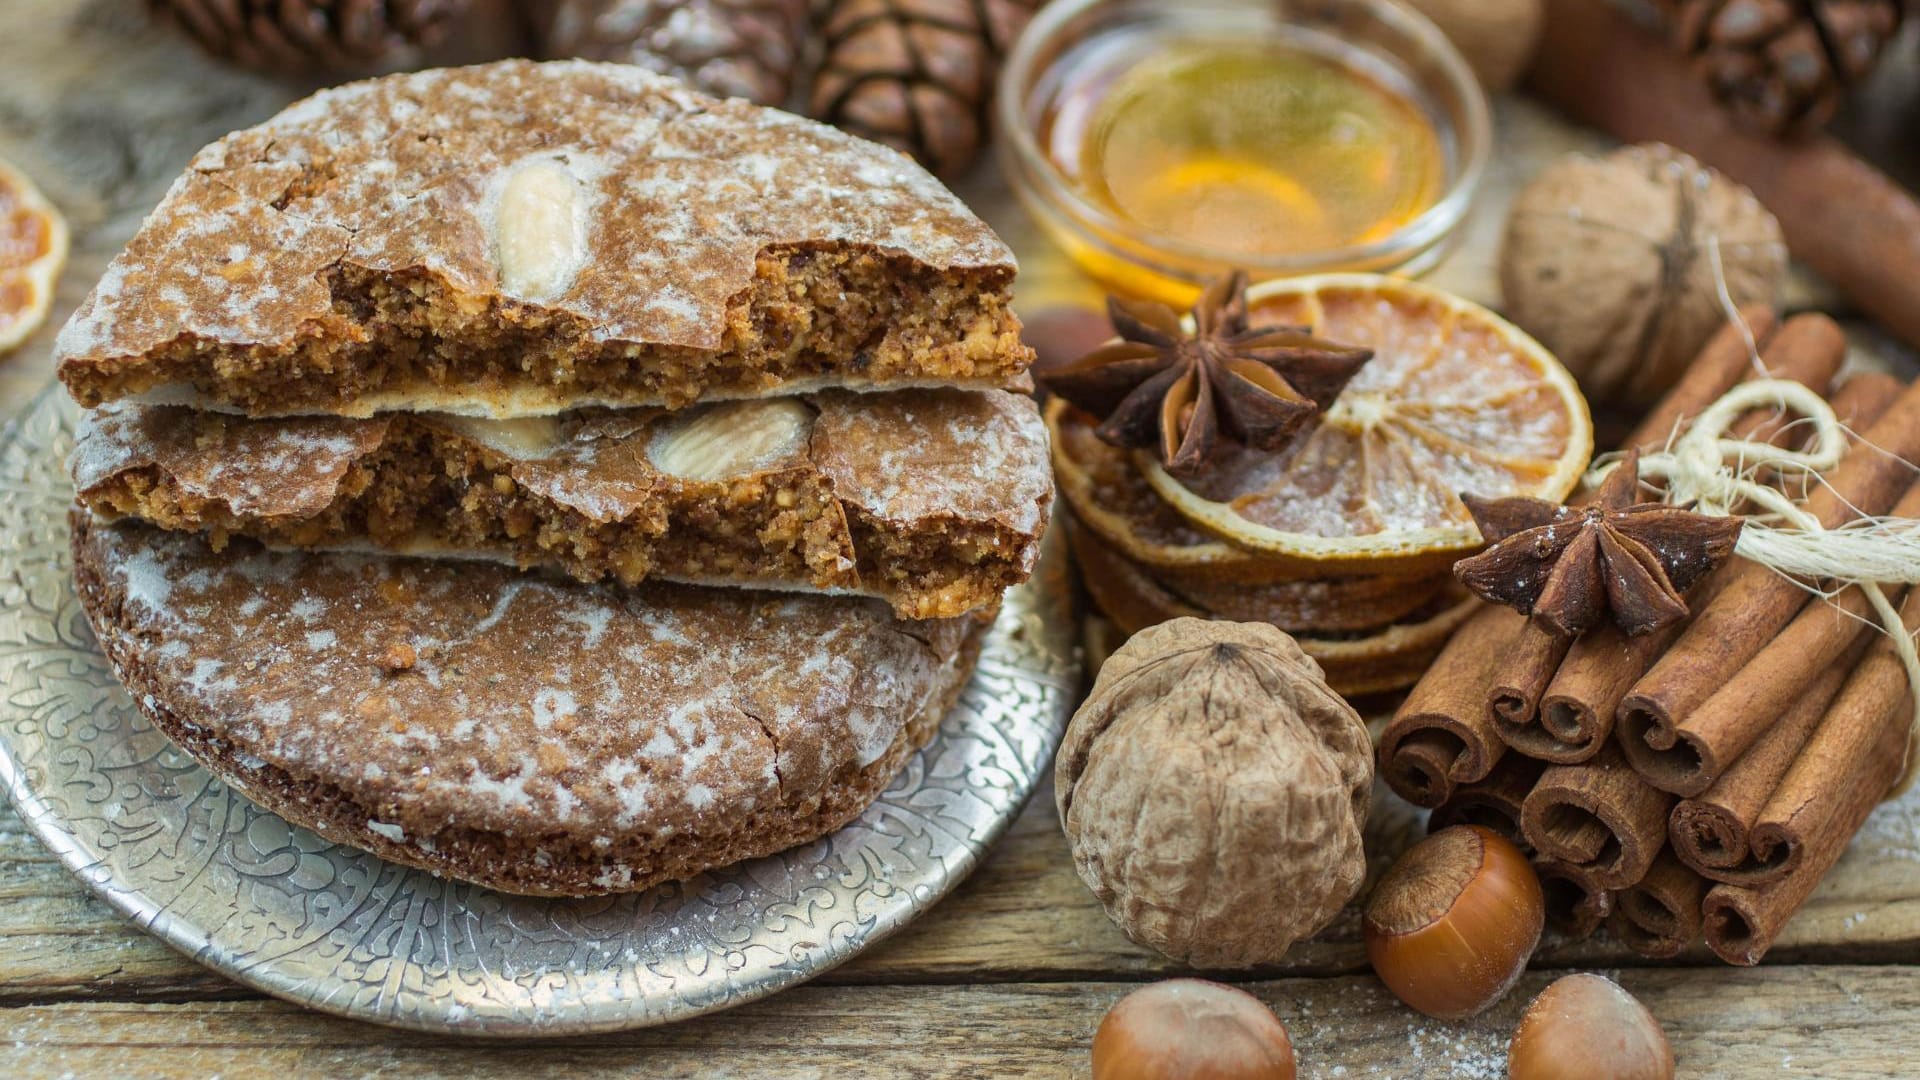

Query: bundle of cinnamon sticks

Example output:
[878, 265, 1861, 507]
[1382, 307, 1920, 964]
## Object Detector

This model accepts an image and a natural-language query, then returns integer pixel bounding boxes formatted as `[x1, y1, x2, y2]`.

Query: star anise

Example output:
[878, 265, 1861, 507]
[1038, 272, 1373, 478]
[1453, 450, 1745, 637]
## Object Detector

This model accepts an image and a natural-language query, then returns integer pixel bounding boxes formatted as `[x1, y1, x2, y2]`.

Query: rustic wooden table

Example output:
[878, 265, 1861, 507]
[6, 4, 1920, 1076]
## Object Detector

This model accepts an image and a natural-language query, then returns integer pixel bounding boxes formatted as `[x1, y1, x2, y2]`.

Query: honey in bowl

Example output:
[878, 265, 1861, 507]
[1034, 27, 1448, 283]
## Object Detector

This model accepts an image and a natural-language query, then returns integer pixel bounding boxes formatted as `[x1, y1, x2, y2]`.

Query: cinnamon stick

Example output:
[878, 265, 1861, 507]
[1429, 753, 1546, 851]
[1620, 306, 1780, 458]
[1609, 848, 1709, 959]
[1521, 742, 1674, 890]
[1620, 378, 1920, 793]
[1668, 638, 1864, 882]
[1736, 588, 1920, 880]
[1531, 620, 1687, 765]
[1501, 311, 1836, 763]
[1381, 307, 1769, 804]
[1702, 589, 1920, 965]
[1640, 560, 1909, 799]
[1488, 621, 1569, 729]
[1533, 858, 1615, 940]
[1379, 605, 1517, 807]
[1529, 0, 1920, 356]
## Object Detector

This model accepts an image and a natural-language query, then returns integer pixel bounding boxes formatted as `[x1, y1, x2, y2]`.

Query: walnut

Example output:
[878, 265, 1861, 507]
[1056, 618, 1372, 967]
[1500, 143, 1786, 410]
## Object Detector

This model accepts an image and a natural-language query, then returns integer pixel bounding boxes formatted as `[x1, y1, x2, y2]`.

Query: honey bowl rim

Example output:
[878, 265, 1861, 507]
[994, 0, 1493, 283]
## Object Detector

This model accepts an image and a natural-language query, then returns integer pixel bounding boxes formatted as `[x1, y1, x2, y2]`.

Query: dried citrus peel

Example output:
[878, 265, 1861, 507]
[0, 156, 68, 356]
[1142, 274, 1591, 575]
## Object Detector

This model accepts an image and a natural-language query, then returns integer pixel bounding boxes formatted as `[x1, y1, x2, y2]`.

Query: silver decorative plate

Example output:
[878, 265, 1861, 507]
[0, 388, 1078, 1035]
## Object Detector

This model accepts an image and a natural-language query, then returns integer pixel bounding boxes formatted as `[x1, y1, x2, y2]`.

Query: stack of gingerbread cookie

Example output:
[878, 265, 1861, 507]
[54, 61, 1051, 897]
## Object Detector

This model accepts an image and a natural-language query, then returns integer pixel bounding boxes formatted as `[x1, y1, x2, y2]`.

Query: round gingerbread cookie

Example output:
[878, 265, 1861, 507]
[70, 512, 985, 896]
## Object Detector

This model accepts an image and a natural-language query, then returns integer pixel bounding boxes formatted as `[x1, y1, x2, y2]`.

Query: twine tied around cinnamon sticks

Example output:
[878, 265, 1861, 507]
[1590, 377, 1920, 791]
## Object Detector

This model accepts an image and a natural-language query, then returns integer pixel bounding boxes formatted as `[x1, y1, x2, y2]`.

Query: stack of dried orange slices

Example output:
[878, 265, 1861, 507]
[1048, 274, 1592, 696]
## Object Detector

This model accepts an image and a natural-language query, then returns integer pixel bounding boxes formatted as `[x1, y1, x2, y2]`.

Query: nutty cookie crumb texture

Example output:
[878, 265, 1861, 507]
[70, 512, 985, 896]
[54, 60, 1032, 418]
[70, 387, 1052, 619]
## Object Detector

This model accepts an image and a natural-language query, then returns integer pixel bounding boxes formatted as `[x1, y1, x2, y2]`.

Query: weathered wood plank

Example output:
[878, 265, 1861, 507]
[10, 776, 1920, 1003]
[2, 965, 1916, 1077]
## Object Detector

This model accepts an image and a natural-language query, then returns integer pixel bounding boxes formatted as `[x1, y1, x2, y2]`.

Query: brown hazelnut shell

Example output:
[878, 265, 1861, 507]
[1509, 973, 1674, 1080]
[1362, 824, 1544, 1020]
[1092, 979, 1296, 1080]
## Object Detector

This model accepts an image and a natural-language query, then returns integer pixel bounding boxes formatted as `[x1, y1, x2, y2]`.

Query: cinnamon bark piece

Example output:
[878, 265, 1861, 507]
[1702, 590, 1920, 964]
[1639, 566, 1906, 798]
[1609, 848, 1709, 959]
[1429, 753, 1547, 851]
[1522, 742, 1674, 889]
[1378, 604, 1518, 807]
[1534, 858, 1615, 940]
[1533, 619, 1690, 765]
[1620, 306, 1780, 458]
[1489, 621, 1571, 730]
[1530, 0, 1920, 359]
[1620, 377, 1920, 793]
[1380, 309, 1773, 805]
[1738, 587, 1920, 881]
[1494, 311, 1837, 762]
[1668, 639, 1863, 882]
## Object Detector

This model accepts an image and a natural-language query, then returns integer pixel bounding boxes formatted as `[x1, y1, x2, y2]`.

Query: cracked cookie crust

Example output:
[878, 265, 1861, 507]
[70, 512, 986, 897]
[70, 388, 1052, 619]
[54, 60, 1032, 418]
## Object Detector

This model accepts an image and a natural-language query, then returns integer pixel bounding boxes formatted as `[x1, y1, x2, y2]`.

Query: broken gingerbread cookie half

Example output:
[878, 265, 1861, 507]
[54, 60, 1033, 419]
[70, 388, 1052, 620]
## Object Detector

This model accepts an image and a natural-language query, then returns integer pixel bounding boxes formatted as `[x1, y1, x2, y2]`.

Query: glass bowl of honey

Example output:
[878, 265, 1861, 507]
[998, 0, 1490, 303]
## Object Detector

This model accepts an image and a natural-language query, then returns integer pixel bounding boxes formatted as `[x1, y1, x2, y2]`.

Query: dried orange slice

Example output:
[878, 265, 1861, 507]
[1062, 512, 1477, 697]
[1142, 275, 1591, 574]
[1047, 394, 1280, 583]
[0, 156, 68, 356]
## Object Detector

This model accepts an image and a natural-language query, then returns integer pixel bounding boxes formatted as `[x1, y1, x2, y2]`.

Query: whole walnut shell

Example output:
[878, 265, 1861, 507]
[1501, 143, 1786, 411]
[1056, 618, 1372, 967]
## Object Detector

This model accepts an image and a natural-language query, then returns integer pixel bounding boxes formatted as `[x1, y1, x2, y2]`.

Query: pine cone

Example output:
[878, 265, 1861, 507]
[534, 0, 809, 106]
[1665, 0, 1903, 134]
[152, 0, 473, 71]
[808, 0, 1041, 176]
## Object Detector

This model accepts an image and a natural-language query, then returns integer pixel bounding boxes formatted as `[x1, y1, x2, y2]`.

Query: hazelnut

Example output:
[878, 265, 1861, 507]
[1092, 979, 1295, 1080]
[1057, 619, 1372, 967]
[1363, 824, 1544, 1019]
[1509, 974, 1674, 1080]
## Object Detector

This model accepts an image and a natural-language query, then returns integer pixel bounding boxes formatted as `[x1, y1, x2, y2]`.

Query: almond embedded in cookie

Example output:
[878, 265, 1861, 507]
[54, 60, 1033, 418]
[70, 388, 1053, 619]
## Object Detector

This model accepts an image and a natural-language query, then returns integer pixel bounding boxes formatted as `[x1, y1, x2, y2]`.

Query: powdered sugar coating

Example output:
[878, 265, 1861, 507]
[54, 60, 1016, 383]
[73, 401, 389, 518]
[812, 389, 1052, 542]
[76, 517, 972, 846]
